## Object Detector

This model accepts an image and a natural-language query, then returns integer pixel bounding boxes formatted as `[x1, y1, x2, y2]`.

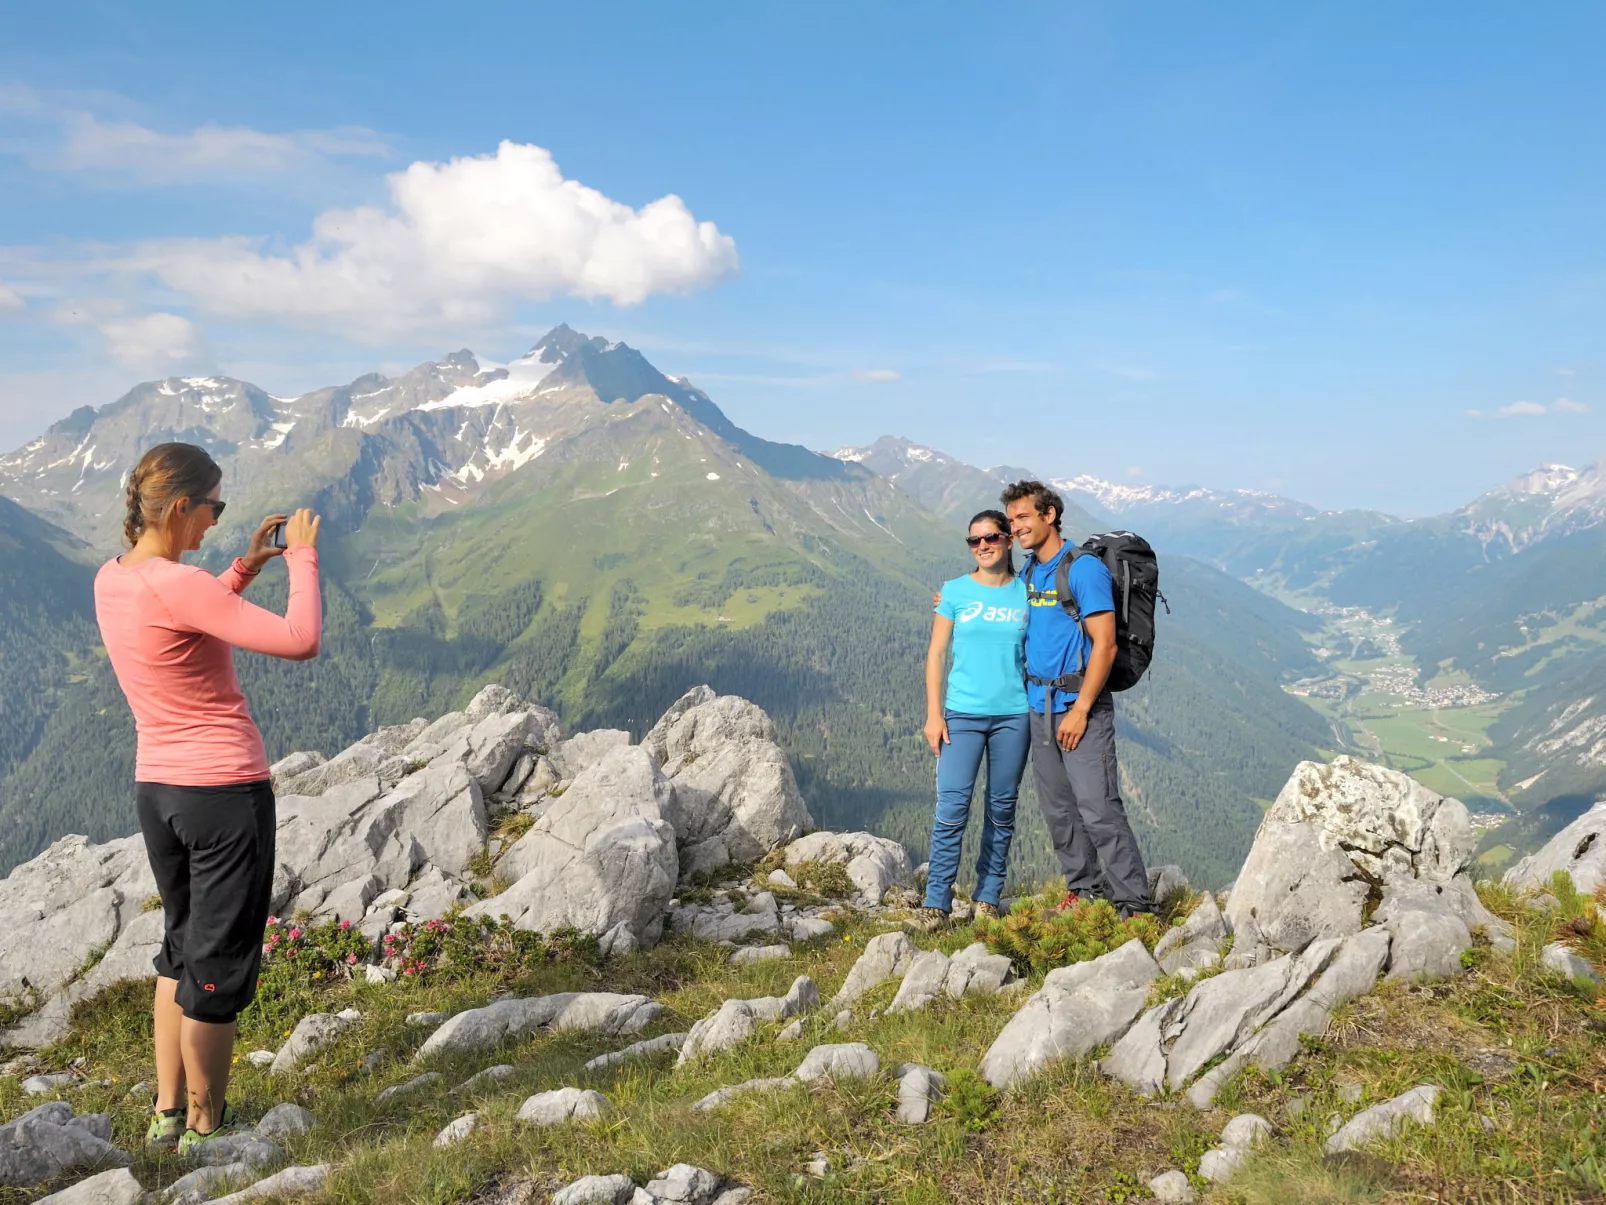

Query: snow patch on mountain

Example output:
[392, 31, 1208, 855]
[416, 350, 560, 412]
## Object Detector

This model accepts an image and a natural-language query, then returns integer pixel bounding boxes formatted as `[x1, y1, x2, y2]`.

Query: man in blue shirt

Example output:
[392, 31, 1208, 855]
[1002, 480, 1154, 917]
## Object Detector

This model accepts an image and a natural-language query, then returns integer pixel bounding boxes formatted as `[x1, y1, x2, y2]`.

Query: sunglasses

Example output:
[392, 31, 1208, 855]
[965, 532, 1006, 548]
[190, 497, 227, 519]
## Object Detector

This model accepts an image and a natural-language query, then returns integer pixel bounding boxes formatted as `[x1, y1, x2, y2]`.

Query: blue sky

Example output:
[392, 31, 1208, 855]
[1, 2, 1601, 514]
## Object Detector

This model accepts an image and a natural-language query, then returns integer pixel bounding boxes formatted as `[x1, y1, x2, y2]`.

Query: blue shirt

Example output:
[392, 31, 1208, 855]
[936, 574, 1028, 716]
[1024, 543, 1115, 714]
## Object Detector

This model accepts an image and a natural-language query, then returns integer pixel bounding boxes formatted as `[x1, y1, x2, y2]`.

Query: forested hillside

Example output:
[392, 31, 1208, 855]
[0, 330, 1340, 888]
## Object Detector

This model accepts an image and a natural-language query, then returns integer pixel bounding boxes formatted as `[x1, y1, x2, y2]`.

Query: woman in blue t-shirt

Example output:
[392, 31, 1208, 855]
[911, 509, 1030, 933]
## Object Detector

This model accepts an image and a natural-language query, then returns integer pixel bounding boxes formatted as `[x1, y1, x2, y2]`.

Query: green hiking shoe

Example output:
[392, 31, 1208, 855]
[972, 901, 1001, 923]
[177, 1101, 246, 1155]
[145, 1106, 185, 1151]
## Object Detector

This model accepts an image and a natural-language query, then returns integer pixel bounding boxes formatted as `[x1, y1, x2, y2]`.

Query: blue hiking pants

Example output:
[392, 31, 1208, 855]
[924, 711, 1030, 910]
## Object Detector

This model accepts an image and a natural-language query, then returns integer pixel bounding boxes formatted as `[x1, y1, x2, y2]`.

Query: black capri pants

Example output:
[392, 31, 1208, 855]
[136, 780, 276, 1023]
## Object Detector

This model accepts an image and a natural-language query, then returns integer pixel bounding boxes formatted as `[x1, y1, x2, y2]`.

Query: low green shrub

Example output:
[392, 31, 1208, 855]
[976, 887, 1165, 974]
[943, 1068, 1000, 1131]
[380, 914, 599, 984]
[790, 859, 855, 899]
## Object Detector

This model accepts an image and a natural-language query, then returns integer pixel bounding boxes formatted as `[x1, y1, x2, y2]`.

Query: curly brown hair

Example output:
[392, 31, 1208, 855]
[124, 442, 222, 548]
[999, 479, 1063, 532]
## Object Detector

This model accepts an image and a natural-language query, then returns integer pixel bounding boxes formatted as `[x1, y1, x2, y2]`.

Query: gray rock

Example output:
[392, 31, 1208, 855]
[451, 1064, 515, 1094]
[515, 1087, 609, 1126]
[204, 1164, 328, 1203]
[646, 691, 813, 873]
[769, 869, 798, 889]
[1385, 910, 1471, 983]
[552, 1174, 641, 1205]
[1185, 927, 1392, 1108]
[789, 917, 836, 942]
[692, 892, 781, 943]
[782, 830, 912, 905]
[1148, 1170, 1195, 1203]
[643, 1162, 722, 1203]
[729, 944, 790, 966]
[21, 1073, 76, 1095]
[1221, 1113, 1272, 1148]
[36, 1167, 146, 1204]
[831, 1009, 853, 1031]
[418, 992, 662, 1060]
[709, 1190, 752, 1205]
[68, 1114, 111, 1143]
[160, 1163, 253, 1203]
[980, 939, 1160, 1090]
[467, 747, 677, 943]
[548, 730, 632, 781]
[1147, 865, 1192, 908]
[583, 1032, 687, 1072]
[432, 1113, 478, 1147]
[1198, 1146, 1250, 1182]
[776, 1019, 804, 1041]
[245, 1051, 276, 1067]
[270, 1012, 356, 1075]
[830, 931, 917, 1008]
[794, 1042, 880, 1082]
[188, 1135, 283, 1170]
[1326, 1085, 1440, 1153]
[269, 750, 325, 787]
[1155, 893, 1229, 975]
[253, 1104, 315, 1138]
[693, 1076, 794, 1111]
[893, 1063, 947, 1124]
[1542, 942, 1603, 985]
[1505, 801, 1606, 896]
[1227, 757, 1478, 955]
[374, 1072, 442, 1106]
[888, 950, 952, 1014]
[405, 1011, 451, 1027]
[0, 1103, 131, 1187]
[943, 942, 1014, 999]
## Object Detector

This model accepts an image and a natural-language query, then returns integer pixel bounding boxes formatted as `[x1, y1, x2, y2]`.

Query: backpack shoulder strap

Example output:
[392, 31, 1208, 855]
[1056, 547, 1088, 624]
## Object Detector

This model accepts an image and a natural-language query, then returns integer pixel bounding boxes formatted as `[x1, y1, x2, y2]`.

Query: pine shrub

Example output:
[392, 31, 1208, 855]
[976, 886, 1166, 975]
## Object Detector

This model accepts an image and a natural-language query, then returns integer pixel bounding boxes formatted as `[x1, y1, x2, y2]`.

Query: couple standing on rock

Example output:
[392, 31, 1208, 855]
[913, 480, 1153, 933]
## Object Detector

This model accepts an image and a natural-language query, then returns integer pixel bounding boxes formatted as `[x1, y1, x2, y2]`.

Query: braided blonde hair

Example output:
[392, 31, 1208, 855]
[123, 443, 222, 548]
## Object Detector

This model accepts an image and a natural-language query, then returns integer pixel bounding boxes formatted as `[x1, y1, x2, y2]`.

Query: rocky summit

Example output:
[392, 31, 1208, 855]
[0, 698, 1602, 1202]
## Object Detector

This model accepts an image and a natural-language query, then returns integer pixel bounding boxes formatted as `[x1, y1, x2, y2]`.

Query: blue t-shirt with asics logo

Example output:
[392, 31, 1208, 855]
[936, 574, 1028, 716]
[1024, 543, 1116, 713]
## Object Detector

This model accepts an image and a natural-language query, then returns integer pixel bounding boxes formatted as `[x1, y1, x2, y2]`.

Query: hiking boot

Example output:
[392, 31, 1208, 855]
[178, 1101, 246, 1155]
[903, 907, 950, 934]
[972, 901, 1001, 923]
[145, 1106, 184, 1152]
[1051, 891, 1084, 914]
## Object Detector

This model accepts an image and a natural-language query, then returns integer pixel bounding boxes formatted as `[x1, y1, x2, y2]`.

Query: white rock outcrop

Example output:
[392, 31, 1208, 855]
[467, 745, 678, 948]
[781, 830, 913, 906]
[645, 688, 813, 879]
[1505, 801, 1606, 896]
[418, 992, 662, 1060]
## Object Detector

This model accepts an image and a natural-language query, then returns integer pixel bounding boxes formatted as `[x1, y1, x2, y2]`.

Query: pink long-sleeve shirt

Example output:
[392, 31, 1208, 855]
[94, 546, 322, 786]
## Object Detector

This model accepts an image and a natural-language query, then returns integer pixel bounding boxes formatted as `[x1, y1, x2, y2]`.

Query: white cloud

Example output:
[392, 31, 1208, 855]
[1, 84, 388, 183]
[852, 368, 900, 382]
[1497, 400, 1548, 417]
[128, 141, 738, 340]
[1125, 466, 1144, 477]
[0, 283, 22, 313]
[1554, 397, 1590, 414]
[98, 313, 208, 375]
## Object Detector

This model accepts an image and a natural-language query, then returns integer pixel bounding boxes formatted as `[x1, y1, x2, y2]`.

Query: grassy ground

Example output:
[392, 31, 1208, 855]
[2, 882, 1604, 1205]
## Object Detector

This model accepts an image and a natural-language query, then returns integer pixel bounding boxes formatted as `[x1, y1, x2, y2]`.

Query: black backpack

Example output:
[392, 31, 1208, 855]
[1035, 531, 1167, 693]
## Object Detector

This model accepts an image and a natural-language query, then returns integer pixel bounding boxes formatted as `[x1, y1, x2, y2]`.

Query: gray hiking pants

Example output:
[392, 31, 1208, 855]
[1030, 695, 1154, 913]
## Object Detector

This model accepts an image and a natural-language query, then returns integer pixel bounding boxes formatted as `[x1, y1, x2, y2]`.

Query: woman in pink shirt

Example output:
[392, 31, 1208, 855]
[94, 442, 322, 1153]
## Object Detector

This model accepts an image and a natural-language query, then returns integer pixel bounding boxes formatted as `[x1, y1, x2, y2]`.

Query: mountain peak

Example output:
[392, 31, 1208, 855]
[1496, 463, 1581, 498]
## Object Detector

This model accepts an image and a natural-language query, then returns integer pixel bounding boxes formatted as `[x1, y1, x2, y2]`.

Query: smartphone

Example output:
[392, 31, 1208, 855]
[270, 522, 287, 550]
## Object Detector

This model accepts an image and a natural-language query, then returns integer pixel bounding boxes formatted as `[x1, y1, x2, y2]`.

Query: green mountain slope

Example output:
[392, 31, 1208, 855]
[0, 329, 1337, 888]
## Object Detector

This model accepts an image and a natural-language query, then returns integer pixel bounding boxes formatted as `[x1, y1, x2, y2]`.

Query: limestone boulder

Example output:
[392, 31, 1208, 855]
[548, 730, 632, 781]
[467, 746, 677, 945]
[1505, 801, 1606, 896]
[782, 830, 914, 906]
[1227, 757, 1482, 955]
[831, 932, 917, 1008]
[0, 1101, 131, 1188]
[646, 689, 813, 875]
[979, 939, 1161, 1090]
[416, 992, 661, 1060]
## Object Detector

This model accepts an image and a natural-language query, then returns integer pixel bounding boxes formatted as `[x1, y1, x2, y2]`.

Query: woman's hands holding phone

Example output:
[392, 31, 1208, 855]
[243, 509, 321, 573]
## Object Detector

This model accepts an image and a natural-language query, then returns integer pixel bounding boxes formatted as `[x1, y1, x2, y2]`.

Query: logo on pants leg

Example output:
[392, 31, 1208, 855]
[203, 983, 216, 992]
